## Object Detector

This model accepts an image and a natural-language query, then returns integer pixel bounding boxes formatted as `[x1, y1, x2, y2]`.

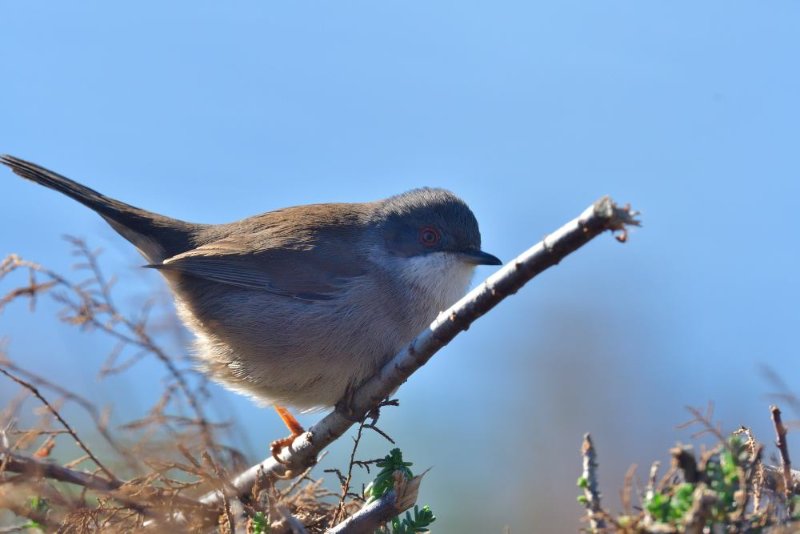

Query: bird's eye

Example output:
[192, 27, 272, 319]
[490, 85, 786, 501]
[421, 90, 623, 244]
[419, 226, 440, 247]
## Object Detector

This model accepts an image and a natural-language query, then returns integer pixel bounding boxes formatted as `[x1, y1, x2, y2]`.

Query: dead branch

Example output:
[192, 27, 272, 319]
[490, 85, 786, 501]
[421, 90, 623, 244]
[326, 473, 424, 534]
[201, 196, 640, 506]
[0, 448, 120, 493]
[580, 433, 606, 532]
[771, 405, 794, 511]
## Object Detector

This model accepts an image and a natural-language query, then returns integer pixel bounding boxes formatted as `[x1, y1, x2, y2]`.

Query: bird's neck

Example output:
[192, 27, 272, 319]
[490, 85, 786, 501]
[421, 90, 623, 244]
[392, 252, 475, 315]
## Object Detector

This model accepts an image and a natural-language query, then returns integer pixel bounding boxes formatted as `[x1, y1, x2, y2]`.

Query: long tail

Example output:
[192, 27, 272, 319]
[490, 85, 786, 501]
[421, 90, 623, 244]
[1, 155, 201, 263]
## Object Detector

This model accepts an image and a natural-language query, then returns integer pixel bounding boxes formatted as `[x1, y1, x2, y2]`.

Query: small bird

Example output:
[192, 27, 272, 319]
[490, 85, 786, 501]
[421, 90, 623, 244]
[1, 155, 501, 457]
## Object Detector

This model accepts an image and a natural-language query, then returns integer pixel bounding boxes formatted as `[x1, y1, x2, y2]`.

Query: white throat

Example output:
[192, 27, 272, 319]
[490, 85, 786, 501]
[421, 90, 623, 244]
[396, 252, 475, 312]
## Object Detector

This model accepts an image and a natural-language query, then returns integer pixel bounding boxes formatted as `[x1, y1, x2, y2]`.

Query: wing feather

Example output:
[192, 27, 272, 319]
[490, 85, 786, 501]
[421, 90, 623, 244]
[151, 230, 367, 301]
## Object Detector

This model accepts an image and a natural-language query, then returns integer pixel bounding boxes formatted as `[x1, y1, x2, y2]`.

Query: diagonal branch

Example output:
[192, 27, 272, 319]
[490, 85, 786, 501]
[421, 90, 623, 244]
[201, 196, 641, 506]
[0, 448, 121, 493]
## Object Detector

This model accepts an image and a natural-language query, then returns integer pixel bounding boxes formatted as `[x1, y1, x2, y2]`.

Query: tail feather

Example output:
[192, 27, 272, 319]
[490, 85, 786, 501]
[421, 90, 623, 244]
[1, 154, 200, 263]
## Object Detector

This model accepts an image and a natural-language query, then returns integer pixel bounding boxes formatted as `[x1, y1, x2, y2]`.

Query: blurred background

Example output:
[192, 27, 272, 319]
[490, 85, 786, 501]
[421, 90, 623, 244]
[1, 1, 798, 531]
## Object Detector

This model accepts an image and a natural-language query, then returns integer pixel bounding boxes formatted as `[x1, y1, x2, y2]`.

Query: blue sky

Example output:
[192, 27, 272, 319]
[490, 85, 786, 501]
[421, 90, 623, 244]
[1, 2, 799, 530]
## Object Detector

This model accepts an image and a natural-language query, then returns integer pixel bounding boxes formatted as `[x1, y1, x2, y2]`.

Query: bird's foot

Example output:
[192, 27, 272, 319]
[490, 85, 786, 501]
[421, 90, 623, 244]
[335, 382, 367, 423]
[271, 405, 306, 464]
[366, 398, 400, 423]
[335, 389, 400, 424]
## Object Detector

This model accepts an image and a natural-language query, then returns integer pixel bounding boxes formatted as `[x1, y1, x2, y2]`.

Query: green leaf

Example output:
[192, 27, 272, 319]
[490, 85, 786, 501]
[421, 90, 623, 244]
[367, 448, 415, 502]
[250, 511, 269, 534]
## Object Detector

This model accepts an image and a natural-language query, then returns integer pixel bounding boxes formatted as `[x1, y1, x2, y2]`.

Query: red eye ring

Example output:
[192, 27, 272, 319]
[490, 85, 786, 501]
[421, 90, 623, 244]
[419, 226, 440, 247]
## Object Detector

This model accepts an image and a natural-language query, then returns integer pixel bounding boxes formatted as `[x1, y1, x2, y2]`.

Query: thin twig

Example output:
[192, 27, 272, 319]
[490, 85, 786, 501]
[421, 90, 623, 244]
[620, 463, 637, 516]
[69, 237, 218, 455]
[0, 367, 120, 484]
[0, 356, 135, 469]
[331, 419, 369, 525]
[1, 243, 218, 457]
[580, 433, 606, 531]
[0, 447, 214, 520]
[0, 448, 121, 492]
[679, 402, 726, 443]
[280, 451, 328, 500]
[771, 404, 794, 512]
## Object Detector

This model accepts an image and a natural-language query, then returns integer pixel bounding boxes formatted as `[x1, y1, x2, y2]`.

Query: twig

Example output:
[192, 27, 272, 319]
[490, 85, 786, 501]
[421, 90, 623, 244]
[0, 448, 214, 521]
[620, 463, 637, 516]
[679, 402, 726, 443]
[0, 448, 120, 492]
[69, 237, 218, 456]
[331, 419, 369, 525]
[735, 426, 764, 515]
[643, 461, 660, 524]
[580, 433, 606, 531]
[1, 243, 219, 457]
[0, 356, 135, 469]
[0, 367, 120, 484]
[201, 196, 640, 506]
[281, 451, 328, 499]
[771, 405, 794, 510]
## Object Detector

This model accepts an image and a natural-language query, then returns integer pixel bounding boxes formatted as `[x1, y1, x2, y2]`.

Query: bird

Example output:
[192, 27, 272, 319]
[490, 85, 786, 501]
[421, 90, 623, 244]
[1, 155, 501, 458]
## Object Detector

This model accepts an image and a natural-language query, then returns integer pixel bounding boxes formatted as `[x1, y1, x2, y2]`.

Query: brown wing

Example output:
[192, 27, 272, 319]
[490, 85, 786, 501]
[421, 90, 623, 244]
[150, 227, 367, 301]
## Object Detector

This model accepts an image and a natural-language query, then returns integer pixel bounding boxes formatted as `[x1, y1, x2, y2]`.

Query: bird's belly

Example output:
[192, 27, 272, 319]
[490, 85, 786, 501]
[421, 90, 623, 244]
[168, 259, 473, 410]
[174, 289, 421, 410]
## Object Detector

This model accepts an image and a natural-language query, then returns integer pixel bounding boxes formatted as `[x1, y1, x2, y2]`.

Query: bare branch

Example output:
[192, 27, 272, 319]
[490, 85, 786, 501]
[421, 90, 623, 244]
[0, 448, 121, 493]
[331, 418, 370, 525]
[580, 433, 606, 531]
[0, 448, 216, 522]
[200, 197, 639, 506]
[771, 404, 794, 511]
[326, 473, 424, 534]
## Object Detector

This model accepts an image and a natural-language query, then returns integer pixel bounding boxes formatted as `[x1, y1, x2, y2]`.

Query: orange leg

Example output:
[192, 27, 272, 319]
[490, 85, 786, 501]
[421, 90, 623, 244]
[270, 405, 305, 462]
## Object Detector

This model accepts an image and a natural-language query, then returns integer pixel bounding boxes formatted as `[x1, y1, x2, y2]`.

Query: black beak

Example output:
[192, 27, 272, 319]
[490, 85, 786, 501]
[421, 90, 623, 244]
[459, 249, 502, 266]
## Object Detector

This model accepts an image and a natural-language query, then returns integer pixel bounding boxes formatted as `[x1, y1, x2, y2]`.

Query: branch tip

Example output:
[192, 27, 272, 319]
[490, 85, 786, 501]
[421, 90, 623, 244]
[592, 196, 641, 243]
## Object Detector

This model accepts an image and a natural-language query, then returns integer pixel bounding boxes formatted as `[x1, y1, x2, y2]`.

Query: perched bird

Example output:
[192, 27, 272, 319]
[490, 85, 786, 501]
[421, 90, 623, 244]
[1, 155, 501, 456]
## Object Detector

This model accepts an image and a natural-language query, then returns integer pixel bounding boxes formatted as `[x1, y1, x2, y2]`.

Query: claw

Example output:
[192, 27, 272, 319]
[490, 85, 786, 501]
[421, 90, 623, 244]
[270, 435, 300, 463]
[336, 379, 372, 423]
